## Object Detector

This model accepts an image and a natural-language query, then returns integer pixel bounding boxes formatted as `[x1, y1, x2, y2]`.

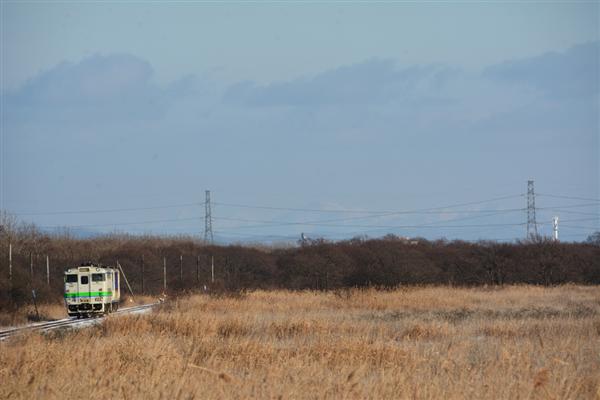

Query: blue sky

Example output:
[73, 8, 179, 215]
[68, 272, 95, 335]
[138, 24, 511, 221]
[1, 2, 599, 243]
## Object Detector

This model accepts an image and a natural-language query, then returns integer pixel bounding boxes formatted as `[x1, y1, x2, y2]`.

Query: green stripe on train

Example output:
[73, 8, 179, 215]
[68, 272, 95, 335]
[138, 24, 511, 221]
[64, 292, 113, 298]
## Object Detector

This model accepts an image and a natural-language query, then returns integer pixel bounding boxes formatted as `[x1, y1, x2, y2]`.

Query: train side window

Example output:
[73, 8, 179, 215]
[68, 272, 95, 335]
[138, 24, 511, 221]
[92, 273, 105, 282]
[81, 276, 89, 284]
[65, 274, 77, 283]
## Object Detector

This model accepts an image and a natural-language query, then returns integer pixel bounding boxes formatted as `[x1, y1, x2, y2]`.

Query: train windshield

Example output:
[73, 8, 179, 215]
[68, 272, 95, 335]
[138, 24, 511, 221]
[92, 273, 105, 282]
[65, 274, 77, 283]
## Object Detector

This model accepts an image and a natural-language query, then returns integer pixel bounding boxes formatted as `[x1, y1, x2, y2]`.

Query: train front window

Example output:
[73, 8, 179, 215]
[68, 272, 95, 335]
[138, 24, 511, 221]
[66, 274, 77, 283]
[81, 276, 89, 284]
[92, 273, 105, 282]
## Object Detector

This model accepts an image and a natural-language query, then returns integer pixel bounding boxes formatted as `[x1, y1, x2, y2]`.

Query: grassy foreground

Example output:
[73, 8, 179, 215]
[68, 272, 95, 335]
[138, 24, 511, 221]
[1, 286, 599, 399]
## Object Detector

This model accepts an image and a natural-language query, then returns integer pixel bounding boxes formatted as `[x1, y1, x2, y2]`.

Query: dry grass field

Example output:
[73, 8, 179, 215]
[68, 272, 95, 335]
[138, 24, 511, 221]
[1, 286, 599, 399]
[0, 302, 66, 328]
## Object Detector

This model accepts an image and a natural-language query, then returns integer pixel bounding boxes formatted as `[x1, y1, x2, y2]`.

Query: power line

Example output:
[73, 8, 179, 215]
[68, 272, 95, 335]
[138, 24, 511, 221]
[342, 219, 527, 238]
[216, 208, 524, 232]
[537, 193, 600, 203]
[213, 215, 525, 230]
[12, 202, 204, 216]
[213, 194, 525, 216]
[28, 193, 522, 230]
[41, 217, 203, 229]
[349, 211, 527, 237]
[13, 193, 524, 225]
[286, 207, 526, 228]
[124, 226, 203, 234]
[559, 217, 600, 223]
[213, 202, 387, 214]
[537, 209, 599, 217]
[538, 202, 600, 210]
[13, 192, 539, 240]
[214, 231, 301, 241]
[213, 195, 526, 231]
[200, 194, 527, 236]
[560, 225, 600, 230]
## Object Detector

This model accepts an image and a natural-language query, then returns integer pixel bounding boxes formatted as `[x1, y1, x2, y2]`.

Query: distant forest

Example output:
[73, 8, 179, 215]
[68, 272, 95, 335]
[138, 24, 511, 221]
[1, 215, 599, 309]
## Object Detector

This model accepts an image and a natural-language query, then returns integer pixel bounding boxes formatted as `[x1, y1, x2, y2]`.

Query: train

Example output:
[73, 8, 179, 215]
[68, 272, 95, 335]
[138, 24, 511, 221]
[64, 262, 121, 318]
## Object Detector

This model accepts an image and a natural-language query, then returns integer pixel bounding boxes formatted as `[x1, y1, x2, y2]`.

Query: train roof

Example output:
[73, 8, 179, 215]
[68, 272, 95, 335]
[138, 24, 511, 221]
[65, 263, 117, 272]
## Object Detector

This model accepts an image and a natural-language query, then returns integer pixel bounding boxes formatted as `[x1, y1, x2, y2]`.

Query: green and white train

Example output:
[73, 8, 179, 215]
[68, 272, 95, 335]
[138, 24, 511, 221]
[64, 263, 121, 318]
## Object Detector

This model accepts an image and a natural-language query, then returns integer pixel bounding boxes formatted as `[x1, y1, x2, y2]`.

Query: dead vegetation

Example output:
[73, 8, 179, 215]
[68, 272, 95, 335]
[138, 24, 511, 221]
[0, 302, 65, 328]
[1, 285, 599, 399]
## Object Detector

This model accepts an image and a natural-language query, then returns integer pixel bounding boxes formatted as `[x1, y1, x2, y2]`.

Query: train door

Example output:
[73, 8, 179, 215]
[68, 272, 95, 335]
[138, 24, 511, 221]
[91, 272, 107, 309]
[79, 270, 91, 307]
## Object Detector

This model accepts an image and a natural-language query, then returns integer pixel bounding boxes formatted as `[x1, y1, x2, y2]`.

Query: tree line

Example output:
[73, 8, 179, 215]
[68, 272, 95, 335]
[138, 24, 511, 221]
[1, 215, 599, 310]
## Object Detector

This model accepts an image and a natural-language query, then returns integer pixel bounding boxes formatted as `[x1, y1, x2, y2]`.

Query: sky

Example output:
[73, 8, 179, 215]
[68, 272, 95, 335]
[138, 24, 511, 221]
[1, 1, 599, 243]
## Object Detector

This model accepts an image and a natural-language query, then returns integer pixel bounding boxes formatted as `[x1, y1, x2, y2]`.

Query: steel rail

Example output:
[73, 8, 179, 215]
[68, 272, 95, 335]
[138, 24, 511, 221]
[0, 303, 159, 341]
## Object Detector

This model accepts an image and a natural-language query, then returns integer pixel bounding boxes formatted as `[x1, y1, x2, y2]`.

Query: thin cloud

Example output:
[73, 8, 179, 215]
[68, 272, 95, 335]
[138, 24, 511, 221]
[224, 59, 458, 107]
[483, 41, 600, 98]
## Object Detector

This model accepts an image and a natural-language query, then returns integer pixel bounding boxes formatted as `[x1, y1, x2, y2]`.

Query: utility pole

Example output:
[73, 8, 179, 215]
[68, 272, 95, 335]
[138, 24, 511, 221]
[205, 191, 215, 287]
[179, 254, 183, 284]
[46, 255, 50, 286]
[141, 255, 145, 294]
[527, 180, 538, 240]
[553, 216, 559, 242]
[116, 261, 135, 300]
[163, 257, 167, 294]
[204, 190, 214, 244]
[8, 243, 12, 285]
[196, 255, 200, 284]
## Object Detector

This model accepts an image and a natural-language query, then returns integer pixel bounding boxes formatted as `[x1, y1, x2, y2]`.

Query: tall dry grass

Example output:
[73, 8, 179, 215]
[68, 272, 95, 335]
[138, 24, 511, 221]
[1, 285, 599, 399]
[0, 303, 66, 327]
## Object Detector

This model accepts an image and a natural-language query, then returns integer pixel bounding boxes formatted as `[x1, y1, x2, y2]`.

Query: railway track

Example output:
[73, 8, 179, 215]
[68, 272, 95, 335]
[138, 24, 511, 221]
[0, 302, 159, 341]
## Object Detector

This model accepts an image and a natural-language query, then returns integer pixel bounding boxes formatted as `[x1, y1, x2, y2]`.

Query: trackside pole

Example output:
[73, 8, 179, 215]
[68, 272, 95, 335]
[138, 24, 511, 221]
[163, 257, 167, 294]
[116, 261, 135, 301]
[8, 243, 12, 285]
[211, 256, 214, 283]
[46, 255, 50, 286]
[141, 255, 145, 294]
[31, 289, 40, 321]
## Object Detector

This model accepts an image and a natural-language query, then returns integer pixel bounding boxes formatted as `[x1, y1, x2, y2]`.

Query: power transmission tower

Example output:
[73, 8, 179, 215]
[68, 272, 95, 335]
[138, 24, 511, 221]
[527, 180, 538, 240]
[204, 190, 214, 244]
